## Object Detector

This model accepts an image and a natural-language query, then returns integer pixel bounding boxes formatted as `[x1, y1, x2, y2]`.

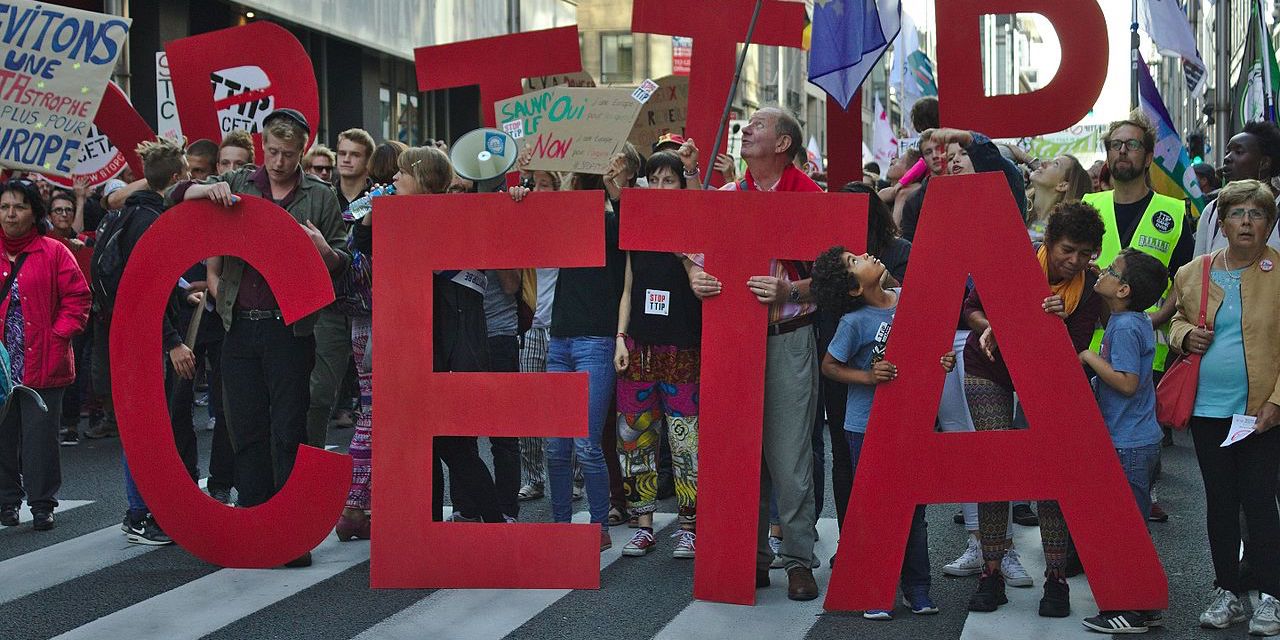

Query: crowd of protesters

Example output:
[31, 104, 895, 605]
[0, 94, 1277, 636]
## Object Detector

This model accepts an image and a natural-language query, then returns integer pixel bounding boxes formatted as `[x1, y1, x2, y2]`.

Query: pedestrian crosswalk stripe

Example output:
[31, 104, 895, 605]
[14, 499, 93, 524]
[354, 511, 678, 640]
[959, 521, 1099, 639]
[654, 517, 840, 640]
[51, 531, 371, 639]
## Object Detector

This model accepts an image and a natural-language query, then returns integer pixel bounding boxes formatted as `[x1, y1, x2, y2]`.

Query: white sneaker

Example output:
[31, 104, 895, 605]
[944, 536, 983, 577]
[1200, 587, 1248, 629]
[1251, 594, 1280, 636]
[671, 530, 695, 559]
[1001, 548, 1033, 587]
[769, 535, 785, 569]
[205, 416, 216, 432]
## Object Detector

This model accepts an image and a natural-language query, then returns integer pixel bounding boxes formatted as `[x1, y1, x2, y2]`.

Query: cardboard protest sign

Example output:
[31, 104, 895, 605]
[628, 75, 688, 156]
[0, 1, 130, 176]
[495, 87, 647, 174]
[43, 82, 149, 189]
[165, 21, 320, 162]
[111, 197, 350, 568]
[524, 71, 596, 93]
[372, 192, 604, 589]
[620, 188, 865, 605]
[827, 172, 1167, 612]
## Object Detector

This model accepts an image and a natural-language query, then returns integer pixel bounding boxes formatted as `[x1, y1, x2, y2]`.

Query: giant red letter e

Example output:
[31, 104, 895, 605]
[370, 192, 604, 588]
[826, 173, 1168, 612]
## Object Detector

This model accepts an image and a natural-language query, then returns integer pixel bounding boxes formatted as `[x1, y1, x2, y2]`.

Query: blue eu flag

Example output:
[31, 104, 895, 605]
[808, 0, 901, 109]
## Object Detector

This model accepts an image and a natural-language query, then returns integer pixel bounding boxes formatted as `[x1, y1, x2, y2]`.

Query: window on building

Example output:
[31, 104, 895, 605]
[379, 87, 392, 142]
[601, 32, 634, 85]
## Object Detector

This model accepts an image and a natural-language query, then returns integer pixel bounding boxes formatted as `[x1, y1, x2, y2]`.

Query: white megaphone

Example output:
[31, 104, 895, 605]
[449, 128, 520, 182]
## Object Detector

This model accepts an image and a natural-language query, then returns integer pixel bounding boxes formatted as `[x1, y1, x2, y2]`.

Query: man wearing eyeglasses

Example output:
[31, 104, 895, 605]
[1083, 114, 1196, 523]
[1084, 115, 1194, 367]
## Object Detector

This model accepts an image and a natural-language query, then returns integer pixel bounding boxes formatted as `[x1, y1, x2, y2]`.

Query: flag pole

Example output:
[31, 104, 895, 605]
[1257, 0, 1277, 123]
[703, 0, 764, 189]
[1130, 0, 1140, 112]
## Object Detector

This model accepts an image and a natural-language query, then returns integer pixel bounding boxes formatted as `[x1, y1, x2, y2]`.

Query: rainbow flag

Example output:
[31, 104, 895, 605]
[1137, 53, 1206, 219]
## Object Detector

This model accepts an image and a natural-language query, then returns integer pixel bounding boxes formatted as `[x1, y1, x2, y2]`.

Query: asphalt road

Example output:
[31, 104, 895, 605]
[0, 405, 1262, 640]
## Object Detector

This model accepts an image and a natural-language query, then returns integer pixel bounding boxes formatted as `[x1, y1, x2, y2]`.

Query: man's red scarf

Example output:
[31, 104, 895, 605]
[742, 164, 823, 193]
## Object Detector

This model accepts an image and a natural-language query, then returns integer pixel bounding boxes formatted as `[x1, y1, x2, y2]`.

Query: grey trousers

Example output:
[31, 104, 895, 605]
[757, 326, 819, 571]
[306, 309, 352, 448]
[0, 386, 66, 511]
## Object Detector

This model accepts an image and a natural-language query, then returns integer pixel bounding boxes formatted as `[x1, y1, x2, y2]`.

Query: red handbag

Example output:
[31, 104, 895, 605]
[1155, 255, 1212, 430]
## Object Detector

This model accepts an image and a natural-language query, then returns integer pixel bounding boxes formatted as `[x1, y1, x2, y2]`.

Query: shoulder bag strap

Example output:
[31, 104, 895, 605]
[0, 253, 29, 302]
[1198, 254, 1211, 330]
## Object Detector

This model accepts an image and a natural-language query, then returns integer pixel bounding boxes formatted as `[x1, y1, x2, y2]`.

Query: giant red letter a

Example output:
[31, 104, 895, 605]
[826, 173, 1168, 612]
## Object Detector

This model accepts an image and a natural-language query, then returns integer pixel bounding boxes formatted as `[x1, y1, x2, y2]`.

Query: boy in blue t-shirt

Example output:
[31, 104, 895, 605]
[811, 246, 956, 621]
[1077, 248, 1168, 635]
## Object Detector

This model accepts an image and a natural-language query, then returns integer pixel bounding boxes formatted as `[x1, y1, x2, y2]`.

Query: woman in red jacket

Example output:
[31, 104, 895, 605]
[0, 179, 91, 532]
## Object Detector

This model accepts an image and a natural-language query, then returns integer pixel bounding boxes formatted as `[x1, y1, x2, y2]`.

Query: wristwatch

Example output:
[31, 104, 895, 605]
[788, 282, 800, 304]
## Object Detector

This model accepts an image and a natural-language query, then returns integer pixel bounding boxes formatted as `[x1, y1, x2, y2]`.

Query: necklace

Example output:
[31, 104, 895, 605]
[1222, 251, 1258, 277]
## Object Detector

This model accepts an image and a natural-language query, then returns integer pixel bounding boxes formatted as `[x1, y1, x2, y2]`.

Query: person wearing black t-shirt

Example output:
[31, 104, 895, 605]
[612, 151, 702, 559]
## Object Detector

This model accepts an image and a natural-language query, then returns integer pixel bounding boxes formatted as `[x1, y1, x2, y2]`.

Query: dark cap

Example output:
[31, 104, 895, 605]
[262, 108, 311, 136]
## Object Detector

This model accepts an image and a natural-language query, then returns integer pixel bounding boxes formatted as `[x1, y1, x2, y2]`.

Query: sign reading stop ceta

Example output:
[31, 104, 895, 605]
[108, 1, 1164, 614]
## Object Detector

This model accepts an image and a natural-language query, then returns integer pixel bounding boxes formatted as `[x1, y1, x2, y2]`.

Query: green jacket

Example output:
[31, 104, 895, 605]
[170, 166, 349, 336]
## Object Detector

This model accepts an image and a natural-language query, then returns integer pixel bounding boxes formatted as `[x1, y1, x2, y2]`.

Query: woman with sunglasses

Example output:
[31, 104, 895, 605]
[0, 180, 91, 532]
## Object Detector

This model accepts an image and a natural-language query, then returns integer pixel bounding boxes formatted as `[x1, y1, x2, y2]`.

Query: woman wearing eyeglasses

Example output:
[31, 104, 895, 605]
[1169, 179, 1280, 634]
[0, 180, 91, 532]
[47, 189, 94, 447]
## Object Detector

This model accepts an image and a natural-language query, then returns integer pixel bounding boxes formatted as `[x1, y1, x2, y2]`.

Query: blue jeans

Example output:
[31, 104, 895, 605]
[1116, 444, 1160, 520]
[546, 336, 614, 528]
[848, 431, 930, 590]
[123, 453, 147, 518]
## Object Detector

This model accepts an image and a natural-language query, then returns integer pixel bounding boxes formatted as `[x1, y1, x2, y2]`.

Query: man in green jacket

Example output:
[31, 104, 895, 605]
[173, 109, 347, 567]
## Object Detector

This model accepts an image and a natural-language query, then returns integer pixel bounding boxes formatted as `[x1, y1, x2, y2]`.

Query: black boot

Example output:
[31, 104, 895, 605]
[968, 570, 1008, 612]
[1038, 575, 1070, 617]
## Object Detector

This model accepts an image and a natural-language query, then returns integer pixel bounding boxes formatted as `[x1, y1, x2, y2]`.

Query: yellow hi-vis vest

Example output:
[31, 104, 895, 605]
[1082, 190, 1185, 372]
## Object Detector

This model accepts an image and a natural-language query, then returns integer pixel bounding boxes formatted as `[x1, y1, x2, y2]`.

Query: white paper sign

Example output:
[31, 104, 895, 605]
[644, 289, 670, 316]
[1221, 414, 1257, 447]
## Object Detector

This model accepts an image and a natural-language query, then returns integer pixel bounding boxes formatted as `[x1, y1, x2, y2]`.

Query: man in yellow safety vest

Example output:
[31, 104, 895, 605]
[1083, 114, 1195, 376]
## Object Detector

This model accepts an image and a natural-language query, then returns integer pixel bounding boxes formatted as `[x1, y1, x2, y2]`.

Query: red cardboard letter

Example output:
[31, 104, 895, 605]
[825, 93, 863, 191]
[935, 0, 1107, 137]
[95, 82, 152, 182]
[631, 1, 806, 184]
[371, 192, 603, 588]
[165, 21, 320, 160]
[414, 27, 583, 128]
[826, 172, 1167, 611]
[620, 188, 865, 604]
[111, 198, 351, 567]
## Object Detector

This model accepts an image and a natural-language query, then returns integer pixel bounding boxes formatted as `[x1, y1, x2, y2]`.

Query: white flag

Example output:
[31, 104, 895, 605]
[872, 95, 899, 168]
[1139, 0, 1207, 96]
[806, 136, 825, 172]
[889, 10, 919, 87]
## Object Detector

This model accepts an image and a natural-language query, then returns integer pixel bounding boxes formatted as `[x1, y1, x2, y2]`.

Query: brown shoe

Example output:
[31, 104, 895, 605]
[600, 529, 613, 551]
[787, 565, 819, 601]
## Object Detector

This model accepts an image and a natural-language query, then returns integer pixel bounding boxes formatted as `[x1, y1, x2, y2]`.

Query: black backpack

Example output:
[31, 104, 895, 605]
[91, 202, 159, 321]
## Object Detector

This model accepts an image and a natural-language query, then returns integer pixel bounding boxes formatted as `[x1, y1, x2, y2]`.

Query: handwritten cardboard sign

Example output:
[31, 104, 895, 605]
[523, 71, 596, 93]
[495, 87, 646, 174]
[629, 75, 688, 156]
[0, 1, 131, 176]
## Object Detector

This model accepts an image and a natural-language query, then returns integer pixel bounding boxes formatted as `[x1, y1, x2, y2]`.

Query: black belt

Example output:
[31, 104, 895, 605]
[767, 314, 814, 336]
[235, 309, 284, 321]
